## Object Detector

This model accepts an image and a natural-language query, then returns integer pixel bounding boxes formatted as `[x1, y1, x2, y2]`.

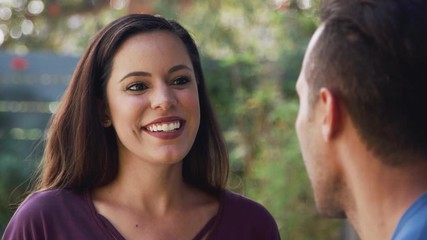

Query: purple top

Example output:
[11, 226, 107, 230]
[2, 189, 280, 240]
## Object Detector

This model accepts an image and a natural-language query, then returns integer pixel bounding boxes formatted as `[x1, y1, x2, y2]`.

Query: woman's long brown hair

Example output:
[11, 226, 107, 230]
[37, 14, 229, 196]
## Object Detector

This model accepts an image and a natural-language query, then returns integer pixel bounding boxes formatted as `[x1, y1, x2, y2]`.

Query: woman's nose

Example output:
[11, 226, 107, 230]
[150, 84, 177, 111]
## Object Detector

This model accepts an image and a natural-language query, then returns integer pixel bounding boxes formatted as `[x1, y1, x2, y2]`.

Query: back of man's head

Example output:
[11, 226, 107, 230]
[306, 0, 427, 165]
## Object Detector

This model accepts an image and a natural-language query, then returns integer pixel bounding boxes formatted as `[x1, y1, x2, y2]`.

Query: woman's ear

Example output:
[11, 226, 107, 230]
[319, 87, 341, 141]
[97, 100, 112, 128]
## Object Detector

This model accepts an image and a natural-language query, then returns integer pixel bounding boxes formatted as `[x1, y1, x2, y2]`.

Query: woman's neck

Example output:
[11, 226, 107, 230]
[95, 156, 190, 216]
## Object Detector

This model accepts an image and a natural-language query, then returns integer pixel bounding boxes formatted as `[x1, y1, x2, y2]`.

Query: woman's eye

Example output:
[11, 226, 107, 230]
[127, 83, 148, 91]
[172, 76, 190, 86]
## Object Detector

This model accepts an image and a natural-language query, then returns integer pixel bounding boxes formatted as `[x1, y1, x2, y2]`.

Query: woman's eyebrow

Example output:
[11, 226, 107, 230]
[168, 64, 192, 73]
[119, 64, 192, 83]
[119, 71, 151, 82]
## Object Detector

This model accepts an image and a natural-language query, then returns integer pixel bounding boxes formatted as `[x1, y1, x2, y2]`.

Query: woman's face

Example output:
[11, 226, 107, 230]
[104, 31, 200, 166]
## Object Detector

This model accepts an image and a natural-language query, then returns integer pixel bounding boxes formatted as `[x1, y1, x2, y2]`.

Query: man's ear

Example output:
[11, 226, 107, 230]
[319, 87, 341, 141]
[97, 100, 111, 127]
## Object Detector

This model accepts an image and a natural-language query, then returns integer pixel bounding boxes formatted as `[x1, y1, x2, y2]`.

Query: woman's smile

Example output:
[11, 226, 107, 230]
[146, 121, 181, 132]
[142, 117, 186, 140]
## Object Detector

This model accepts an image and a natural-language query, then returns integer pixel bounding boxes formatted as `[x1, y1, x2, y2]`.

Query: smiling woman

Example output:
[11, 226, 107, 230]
[2, 14, 280, 240]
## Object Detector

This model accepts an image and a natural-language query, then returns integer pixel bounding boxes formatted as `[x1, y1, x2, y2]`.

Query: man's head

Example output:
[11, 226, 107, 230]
[307, 0, 427, 163]
[296, 0, 427, 216]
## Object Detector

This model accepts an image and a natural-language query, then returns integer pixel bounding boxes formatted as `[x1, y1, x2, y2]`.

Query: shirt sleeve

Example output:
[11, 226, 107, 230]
[2, 195, 50, 240]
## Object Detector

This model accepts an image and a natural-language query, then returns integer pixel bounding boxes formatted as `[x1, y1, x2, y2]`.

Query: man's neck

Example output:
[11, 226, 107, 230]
[343, 152, 427, 240]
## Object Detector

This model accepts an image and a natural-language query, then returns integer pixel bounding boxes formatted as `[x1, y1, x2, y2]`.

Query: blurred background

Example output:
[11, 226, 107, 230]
[0, 0, 359, 239]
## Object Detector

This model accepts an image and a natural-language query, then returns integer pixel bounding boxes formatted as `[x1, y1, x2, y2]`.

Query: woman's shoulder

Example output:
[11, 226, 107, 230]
[5, 189, 88, 227]
[25, 188, 82, 202]
[221, 190, 274, 219]
[2, 189, 104, 239]
[210, 190, 281, 239]
[7, 189, 84, 224]
[16, 188, 85, 215]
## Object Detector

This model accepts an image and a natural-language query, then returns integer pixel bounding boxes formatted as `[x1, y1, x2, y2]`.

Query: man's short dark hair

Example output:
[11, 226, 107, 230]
[307, 0, 427, 164]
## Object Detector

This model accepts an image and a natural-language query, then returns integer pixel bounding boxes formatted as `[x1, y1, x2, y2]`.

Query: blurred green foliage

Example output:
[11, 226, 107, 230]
[0, 0, 346, 238]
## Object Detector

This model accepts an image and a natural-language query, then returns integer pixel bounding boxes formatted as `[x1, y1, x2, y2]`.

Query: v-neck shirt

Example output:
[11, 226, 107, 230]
[3, 189, 281, 240]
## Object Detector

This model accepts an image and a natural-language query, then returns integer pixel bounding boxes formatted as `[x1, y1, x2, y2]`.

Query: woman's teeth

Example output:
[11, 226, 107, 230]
[146, 121, 180, 132]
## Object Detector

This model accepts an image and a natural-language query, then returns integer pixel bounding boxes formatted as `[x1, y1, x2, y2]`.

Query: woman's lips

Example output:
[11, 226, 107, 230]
[142, 117, 185, 139]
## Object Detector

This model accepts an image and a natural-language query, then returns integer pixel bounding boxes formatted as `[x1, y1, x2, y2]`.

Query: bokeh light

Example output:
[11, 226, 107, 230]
[0, 7, 12, 20]
[110, 0, 128, 10]
[297, 0, 312, 9]
[27, 0, 45, 15]
[9, 26, 22, 39]
[67, 15, 83, 29]
[49, 101, 59, 113]
[0, 29, 4, 46]
[21, 19, 34, 35]
[12, 0, 26, 9]
[10, 128, 42, 140]
[274, 0, 290, 10]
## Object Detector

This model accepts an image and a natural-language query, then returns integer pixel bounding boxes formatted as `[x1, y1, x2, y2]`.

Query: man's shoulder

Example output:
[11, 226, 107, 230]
[392, 193, 427, 240]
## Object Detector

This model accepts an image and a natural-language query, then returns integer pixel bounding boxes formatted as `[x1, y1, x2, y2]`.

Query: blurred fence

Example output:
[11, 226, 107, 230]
[0, 51, 78, 233]
[0, 51, 78, 159]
